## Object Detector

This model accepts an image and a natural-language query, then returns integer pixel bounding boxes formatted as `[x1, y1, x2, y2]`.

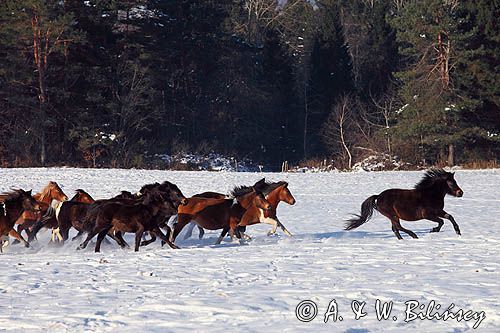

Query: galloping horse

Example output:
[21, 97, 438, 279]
[170, 187, 272, 245]
[233, 178, 295, 238]
[0, 189, 41, 251]
[183, 180, 296, 241]
[17, 181, 68, 240]
[29, 189, 95, 243]
[345, 169, 463, 239]
[78, 191, 177, 252]
[182, 192, 228, 240]
[52, 189, 96, 243]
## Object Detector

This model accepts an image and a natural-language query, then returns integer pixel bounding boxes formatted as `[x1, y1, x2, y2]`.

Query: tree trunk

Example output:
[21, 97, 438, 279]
[447, 143, 454, 166]
[303, 79, 308, 160]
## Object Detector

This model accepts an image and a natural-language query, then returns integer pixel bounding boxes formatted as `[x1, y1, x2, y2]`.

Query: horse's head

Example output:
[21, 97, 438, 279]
[277, 182, 296, 205]
[73, 189, 95, 203]
[139, 182, 160, 196]
[161, 181, 188, 206]
[20, 189, 41, 212]
[445, 172, 463, 197]
[48, 181, 69, 202]
[114, 190, 137, 200]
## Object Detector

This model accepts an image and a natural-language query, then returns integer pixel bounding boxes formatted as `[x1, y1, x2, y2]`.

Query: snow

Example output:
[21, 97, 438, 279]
[155, 153, 259, 172]
[0, 168, 499, 332]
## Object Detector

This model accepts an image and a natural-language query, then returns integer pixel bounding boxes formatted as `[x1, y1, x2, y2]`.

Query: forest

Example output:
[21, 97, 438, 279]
[0, 0, 498, 170]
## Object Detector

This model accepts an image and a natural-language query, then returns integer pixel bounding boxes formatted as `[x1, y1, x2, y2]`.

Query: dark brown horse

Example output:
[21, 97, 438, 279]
[345, 169, 463, 239]
[16, 181, 68, 240]
[78, 191, 177, 252]
[0, 189, 41, 251]
[51, 189, 96, 243]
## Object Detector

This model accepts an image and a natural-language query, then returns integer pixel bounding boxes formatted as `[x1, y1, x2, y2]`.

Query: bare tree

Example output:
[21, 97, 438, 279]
[321, 95, 355, 169]
[30, 5, 76, 165]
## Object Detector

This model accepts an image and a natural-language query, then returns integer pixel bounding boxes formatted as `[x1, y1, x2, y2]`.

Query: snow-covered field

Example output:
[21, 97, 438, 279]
[0, 168, 498, 332]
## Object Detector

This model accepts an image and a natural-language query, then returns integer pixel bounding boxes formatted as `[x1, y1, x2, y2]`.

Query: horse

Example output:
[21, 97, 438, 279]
[0, 189, 41, 251]
[76, 182, 187, 248]
[233, 178, 295, 238]
[77, 191, 177, 252]
[50, 189, 96, 243]
[138, 181, 188, 207]
[182, 192, 228, 240]
[16, 181, 68, 240]
[345, 168, 463, 239]
[170, 187, 272, 245]
[28, 189, 94, 243]
[113, 191, 138, 200]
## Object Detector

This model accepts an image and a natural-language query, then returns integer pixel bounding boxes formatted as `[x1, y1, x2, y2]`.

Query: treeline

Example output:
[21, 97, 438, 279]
[0, 0, 498, 169]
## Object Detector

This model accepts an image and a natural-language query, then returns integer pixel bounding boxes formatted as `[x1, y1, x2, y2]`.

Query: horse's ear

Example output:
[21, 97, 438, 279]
[27, 190, 32, 196]
[451, 172, 455, 176]
[254, 178, 265, 186]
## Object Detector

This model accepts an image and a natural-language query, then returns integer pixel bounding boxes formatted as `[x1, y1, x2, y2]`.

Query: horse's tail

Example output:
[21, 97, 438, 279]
[345, 195, 378, 230]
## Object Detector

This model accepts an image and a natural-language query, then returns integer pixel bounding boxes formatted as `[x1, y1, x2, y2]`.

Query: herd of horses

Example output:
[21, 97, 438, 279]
[0, 168, 464, 253]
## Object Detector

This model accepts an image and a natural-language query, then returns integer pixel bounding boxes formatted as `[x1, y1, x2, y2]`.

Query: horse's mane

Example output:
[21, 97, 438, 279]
[37, 181, 60, 202]
[414, 169, 451, 190]
[231, 185, 254, 198]
[0, 189, 25, 203]
[253, 179, 288, 196]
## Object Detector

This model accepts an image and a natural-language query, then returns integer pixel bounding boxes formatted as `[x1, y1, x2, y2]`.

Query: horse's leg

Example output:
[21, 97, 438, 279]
[140, 233, 157, 247]
[153, 227, 179, 249]
[60, 227, 70, 242]
[95, 227, 112, 253]
[427, 217, 444, 233]
[171, 216, 190, 242]
[78, 229, 100, 250]
[51, 228, 63, 243]
[391, 225, 403, 239]
[8, 229, 30, 248]
[275, 217, 293, 237]
[114, 231, 130, 248]
[440, 211, 461, 235]
[198, 226, 205, 240]
[393, 219, 418, 239]
[390, 218, 403, 240]
[260, 217, 278, 236]
[72, 230, 84, 241]
[215, 227, 229, 245]
[134, 225, 145, 252]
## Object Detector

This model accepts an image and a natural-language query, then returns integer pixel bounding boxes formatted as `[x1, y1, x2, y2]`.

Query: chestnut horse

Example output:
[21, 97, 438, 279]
[345, 169, 463, 239]
[170, 188, 272, 245]
[233, 179, 295, 239]
[0, 189, 41, 251]
[182, 192, 228, 240]
[20, 181, 68, 240]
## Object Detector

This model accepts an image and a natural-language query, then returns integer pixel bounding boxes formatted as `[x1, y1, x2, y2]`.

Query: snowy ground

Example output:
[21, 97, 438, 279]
[0, 168, 498, 332]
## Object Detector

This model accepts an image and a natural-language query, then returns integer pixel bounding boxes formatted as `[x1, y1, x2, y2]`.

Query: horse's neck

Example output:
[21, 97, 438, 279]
[34, 191, 51, 204]
[4, 201, 23, 222]
[266, 191, 281, 209]
[141, 203, 157, 218]
[237, 193, 255, 209]
[420, 182, 447, 201]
